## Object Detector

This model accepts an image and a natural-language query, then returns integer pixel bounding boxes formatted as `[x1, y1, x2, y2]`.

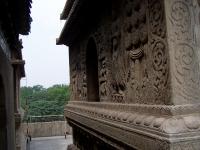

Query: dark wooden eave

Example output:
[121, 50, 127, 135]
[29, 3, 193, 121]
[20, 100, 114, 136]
[57, 0, 105, 46]
[57, 0, 83, 46]
[60, 0, 75, 20]
[9, 0, 32, 35]
[0, 0, 32, 50]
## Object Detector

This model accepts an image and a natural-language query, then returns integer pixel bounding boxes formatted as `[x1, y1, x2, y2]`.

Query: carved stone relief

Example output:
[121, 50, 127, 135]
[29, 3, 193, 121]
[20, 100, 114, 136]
[116, 0, 170, 104]
[66, 0, 200, 149]
[111, 15, 128, 103]
[166, 0, 200, 104]
[124, 0, 149, 103]
[148, 0, 170, 104]
[99, 56, 109, 100]
[80, 44, 87, 101]
[70, 46, 82, 101]
[94, 26, 112, 102]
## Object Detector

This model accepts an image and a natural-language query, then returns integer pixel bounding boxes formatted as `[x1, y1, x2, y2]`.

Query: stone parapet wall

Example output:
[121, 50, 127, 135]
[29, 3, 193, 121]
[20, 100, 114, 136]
[23, 121, 72, 138]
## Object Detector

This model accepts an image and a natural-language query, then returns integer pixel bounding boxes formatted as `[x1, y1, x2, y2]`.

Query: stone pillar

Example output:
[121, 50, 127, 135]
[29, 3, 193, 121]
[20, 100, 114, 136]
[163, 0, 200, 148]
[165, 0, 200, 105]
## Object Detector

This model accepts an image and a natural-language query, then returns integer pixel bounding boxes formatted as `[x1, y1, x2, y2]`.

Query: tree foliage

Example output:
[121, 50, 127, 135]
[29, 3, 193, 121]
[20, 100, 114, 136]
[20, 84, 70, 116]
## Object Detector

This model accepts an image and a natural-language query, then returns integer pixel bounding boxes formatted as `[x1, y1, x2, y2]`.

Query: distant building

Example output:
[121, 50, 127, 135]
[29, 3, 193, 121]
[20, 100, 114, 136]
[58, 0, 200, 149]
[0, 0, 32, 149]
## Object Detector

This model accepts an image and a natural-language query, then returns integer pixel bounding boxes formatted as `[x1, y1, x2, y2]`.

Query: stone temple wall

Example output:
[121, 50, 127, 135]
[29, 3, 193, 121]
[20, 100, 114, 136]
[65, 0, 200, 149]
[69, 0, 172, 105]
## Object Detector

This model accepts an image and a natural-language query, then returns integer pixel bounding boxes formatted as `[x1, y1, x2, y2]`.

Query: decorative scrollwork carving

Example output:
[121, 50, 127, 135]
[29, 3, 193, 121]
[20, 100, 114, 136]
[152, 40, 168, 89]
[170, 1, 192, 42]
[66, 102, 200, 134]
[149, 0, 165, 38]
[174, 43, 200, 102]
[148, 0, 169, 104]
[167, 0, 200, 103]
[174, 44, 195, 83]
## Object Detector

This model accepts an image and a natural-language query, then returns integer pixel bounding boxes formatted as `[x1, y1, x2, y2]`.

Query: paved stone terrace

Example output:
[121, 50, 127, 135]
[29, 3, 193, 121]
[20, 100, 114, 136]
[29, 135, 73, 150]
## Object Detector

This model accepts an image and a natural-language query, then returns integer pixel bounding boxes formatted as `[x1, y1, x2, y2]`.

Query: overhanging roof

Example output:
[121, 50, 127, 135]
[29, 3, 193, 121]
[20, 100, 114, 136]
[56, 0, 108, 46]
[56, 0, 82, 46]
[0, 0, 32, 49]
[60, 0, 75, 20]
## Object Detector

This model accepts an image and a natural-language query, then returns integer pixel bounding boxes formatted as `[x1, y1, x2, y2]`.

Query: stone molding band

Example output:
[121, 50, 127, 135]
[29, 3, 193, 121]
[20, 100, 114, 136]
[65, 104, 200, 149]
[68, 101, 200, 116]
[65, 102, 200, 136]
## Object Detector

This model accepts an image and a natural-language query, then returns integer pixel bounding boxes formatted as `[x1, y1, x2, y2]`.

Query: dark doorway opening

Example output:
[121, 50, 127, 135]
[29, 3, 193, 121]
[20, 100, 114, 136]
[0, 75, 7, 150]
[86, 38, 100, 102]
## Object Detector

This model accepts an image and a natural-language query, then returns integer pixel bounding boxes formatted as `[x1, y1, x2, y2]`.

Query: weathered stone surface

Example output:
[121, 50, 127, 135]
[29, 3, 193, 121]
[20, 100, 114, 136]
[57, 0, 200, 149]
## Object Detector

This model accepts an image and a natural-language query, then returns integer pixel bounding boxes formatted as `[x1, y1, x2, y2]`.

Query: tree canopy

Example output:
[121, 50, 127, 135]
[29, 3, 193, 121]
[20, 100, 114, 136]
[20, 84, 70, 116]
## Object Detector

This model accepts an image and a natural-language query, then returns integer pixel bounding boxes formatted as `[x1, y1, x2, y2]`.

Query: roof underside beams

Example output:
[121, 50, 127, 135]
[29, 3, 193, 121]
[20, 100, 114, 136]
[57, 0, 106, 46]
[0, 0, 32, 49]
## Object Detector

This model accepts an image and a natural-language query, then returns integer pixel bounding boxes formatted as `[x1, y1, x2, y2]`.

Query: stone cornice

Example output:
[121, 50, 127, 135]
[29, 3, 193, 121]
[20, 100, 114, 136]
[65, 101, 200, 138]
[65, 106, 200, 149]
[67, 101, 200, 116]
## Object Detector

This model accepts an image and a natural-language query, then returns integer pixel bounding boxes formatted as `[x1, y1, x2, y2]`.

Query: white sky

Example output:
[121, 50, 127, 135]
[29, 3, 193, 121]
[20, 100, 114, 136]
[20, 0, 70, 88]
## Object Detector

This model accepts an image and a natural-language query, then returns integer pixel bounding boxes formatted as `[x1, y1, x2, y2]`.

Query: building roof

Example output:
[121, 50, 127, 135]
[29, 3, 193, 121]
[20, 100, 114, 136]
[57, 0, 106, 46]
[56, 0, 82, 46]
[60, 0, 75, 20]
[0, 0, 32, 49]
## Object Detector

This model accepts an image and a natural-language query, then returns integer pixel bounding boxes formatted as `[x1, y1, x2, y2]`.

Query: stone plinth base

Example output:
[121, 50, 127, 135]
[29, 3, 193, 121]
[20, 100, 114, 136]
[65, 101, 200, 150]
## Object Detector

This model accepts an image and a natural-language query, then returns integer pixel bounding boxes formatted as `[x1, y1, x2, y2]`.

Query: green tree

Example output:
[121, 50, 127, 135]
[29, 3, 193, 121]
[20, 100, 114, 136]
[20, 84, 70, 116]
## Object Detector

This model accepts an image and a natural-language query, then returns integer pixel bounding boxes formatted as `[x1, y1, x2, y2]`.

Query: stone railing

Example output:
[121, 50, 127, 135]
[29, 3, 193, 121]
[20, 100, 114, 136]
[28, 115, 65, 123]
[23, 115, 72, 137]
[23, 121, 71, 138]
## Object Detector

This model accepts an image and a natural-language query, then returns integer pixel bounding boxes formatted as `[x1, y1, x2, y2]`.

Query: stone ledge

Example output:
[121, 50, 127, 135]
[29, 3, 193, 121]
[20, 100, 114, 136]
[65, 102, 200, 137]
[66, 111, 168, 149]
[65, 103, 200, 149]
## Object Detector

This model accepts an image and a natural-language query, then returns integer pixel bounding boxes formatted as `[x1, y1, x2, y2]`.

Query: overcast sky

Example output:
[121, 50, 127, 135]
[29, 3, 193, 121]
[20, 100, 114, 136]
[20, 0, 69, 88]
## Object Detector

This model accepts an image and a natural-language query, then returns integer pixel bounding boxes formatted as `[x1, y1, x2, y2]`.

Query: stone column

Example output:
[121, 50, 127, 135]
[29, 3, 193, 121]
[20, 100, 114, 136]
[165, 0, 200, 105]
[161, 0, 200, 148]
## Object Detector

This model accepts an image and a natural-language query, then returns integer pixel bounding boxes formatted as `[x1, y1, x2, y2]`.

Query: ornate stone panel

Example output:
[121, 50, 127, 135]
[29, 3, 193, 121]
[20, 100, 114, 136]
[109, 0, 170, 104]
[69, 45, 82, 101]
[124, 0, 148, 104]
[94, 26, 112, 102]
[148, 0, 171, 104]
[79, 42, 87, 101]
[165, 0, 200, 104]
[69, 0, 172, 105]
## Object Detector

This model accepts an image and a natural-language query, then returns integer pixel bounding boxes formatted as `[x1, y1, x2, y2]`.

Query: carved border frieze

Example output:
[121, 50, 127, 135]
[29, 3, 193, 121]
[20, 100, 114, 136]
[65, 101, 200, 135]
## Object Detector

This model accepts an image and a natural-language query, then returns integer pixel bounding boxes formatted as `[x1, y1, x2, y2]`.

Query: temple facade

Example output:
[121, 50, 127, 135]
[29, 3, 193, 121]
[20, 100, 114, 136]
[57, 0, 200, 149]
[0, 0, 32, 149]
